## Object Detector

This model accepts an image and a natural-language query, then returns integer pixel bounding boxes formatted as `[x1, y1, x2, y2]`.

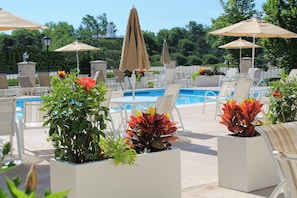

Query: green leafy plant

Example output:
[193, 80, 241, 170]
[267, 71, 297, 124]
[99, 135, 137, 166]
[125, 106, 179, 154]
[0, 143, 69, 198]
[220, 98, 263, 137]
[191, 67, 224, 80]
[41, 71, 136, 164]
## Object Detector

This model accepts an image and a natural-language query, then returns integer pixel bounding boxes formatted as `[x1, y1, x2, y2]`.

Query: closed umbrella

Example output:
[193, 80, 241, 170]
[210, 16, 297, 68]
[0, 8, 48, 30]
[219, 37, 262, 58]
[54, 41, 99, 74]
[160, 39, 171, 65]
[119, 6, 150, 98]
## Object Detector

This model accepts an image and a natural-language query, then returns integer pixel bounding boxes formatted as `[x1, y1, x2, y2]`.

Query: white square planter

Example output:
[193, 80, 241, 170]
[50, 149, 181, 198]
[218, 135, 280, 192]
[193, 75, 220, 87]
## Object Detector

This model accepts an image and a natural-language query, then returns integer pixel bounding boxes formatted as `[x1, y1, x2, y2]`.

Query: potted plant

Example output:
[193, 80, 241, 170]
[118, 106, 181, 198]
[191, 67, 223, 87]
[217, 98, 279, 192]
[42, 72, 181, 198]
[266, 71, 297, 124]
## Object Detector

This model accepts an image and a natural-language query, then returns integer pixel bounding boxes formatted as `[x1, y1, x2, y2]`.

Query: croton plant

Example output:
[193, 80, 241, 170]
[125, 106, 179, 154]
[220, 98, 263, 137]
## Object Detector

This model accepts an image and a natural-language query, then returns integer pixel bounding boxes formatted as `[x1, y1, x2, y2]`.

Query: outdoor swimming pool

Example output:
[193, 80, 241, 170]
[15, 88, 219, 117]
[124, 88, 219, 106]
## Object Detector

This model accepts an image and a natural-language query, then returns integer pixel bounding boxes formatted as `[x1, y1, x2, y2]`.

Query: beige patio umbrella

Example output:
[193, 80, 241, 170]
[54, 41, 99, 74]
[0, 8, 48, 30]
[119, 6, 150, 98]
[160, 39, 171, 65]
[219, 37, 262, 58]
[210, 16, 297, 68]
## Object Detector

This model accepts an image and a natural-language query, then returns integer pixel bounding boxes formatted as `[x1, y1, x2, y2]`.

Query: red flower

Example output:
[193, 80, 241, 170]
[272, 91, 283, 98]
[76, 77, 96, 92]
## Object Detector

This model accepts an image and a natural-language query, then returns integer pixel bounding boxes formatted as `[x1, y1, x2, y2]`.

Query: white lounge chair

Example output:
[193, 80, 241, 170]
[219, 68, 239, 87]
[215, 79, 253, 119]
[256, 122, 297, 198]
[0, 73, 20, 97]
[202, 81, 236, 119]
[163, 84, 184, 130]
[0, 97, 22, 160]
[18, 101, 49, 153]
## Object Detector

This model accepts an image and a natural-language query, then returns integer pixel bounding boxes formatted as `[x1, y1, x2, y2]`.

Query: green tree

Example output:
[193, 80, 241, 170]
[177, 39, 195, 56]
[203, 54, 220, 65]
[186, 55, 202, 66]
[186, 21, 210, 56]
[262, 0, 297, 72]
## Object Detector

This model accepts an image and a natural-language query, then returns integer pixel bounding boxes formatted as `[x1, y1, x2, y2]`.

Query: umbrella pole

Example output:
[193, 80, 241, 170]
[252, 35, 255, 68]
[131, 70, 136, 99]
[76, 50, 79, 74]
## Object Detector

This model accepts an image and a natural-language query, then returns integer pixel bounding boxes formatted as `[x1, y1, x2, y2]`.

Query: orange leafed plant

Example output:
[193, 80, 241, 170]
[126, 107, 178, 154]
[220, 98, 263, 137]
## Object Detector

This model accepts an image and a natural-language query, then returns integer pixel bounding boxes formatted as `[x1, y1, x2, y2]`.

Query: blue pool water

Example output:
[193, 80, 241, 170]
[16, 96, 42, 118]
[16, 88, 219, 117]
[124, 88, 219, 106]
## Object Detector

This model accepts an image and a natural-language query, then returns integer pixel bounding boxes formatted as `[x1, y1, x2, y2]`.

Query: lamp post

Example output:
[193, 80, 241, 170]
[95, 24, 99, 47]
[43, 35, 51, 71]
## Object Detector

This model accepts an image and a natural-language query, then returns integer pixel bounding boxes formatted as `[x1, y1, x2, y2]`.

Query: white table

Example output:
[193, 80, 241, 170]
[110, 96, 158, 116]
[110, 96, 158, 131]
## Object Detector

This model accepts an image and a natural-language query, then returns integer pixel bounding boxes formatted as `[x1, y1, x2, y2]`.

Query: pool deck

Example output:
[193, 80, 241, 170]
[0, 99, 282, 197]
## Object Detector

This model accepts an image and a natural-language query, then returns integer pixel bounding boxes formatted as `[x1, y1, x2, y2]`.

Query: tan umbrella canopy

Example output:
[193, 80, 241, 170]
[210, 16, 297, 67]
[55, 41, 99, 74]
[119, 6, 150, 98]
[0, 8, 48, 30]
[219, 37, 262, 58]
[160, 39, 171, 65]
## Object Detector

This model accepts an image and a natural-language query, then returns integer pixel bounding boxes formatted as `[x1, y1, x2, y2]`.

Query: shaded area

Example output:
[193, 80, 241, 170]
[178, 130, 217, 140]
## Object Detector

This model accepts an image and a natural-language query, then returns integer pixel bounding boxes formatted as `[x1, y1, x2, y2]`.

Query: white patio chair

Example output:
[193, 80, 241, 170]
[219, 68, 239, 87]
[113, 69, 129, 90]
[173, 71, 189, 87]
[38, 72, 52, 94]
[18, 101, 49, 153]
[215, 79, 253, 119]
[256, 122, 297, 198]
[0, 73, 20, 97]
[107, 90, 126, 134]
[93, 70, 106, 82]
[18, 76, 47, 96]
[202, 81, 236, 119]
[246, 68, 262, 85]
[163, 84, 184, 130]
[0, 97, 22, 160]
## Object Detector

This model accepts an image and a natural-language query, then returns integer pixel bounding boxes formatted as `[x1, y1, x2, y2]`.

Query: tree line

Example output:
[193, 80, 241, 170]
[0, 0, 296, 74]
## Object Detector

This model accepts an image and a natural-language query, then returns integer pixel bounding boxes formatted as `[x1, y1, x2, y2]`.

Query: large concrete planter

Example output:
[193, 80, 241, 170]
[50, 149, 181, 198]
[217, 135, 279, 192]
[193, 75, 220, 87]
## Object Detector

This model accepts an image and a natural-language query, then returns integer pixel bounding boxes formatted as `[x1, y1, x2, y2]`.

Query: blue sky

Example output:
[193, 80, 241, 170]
[1, 0, 266, 36]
